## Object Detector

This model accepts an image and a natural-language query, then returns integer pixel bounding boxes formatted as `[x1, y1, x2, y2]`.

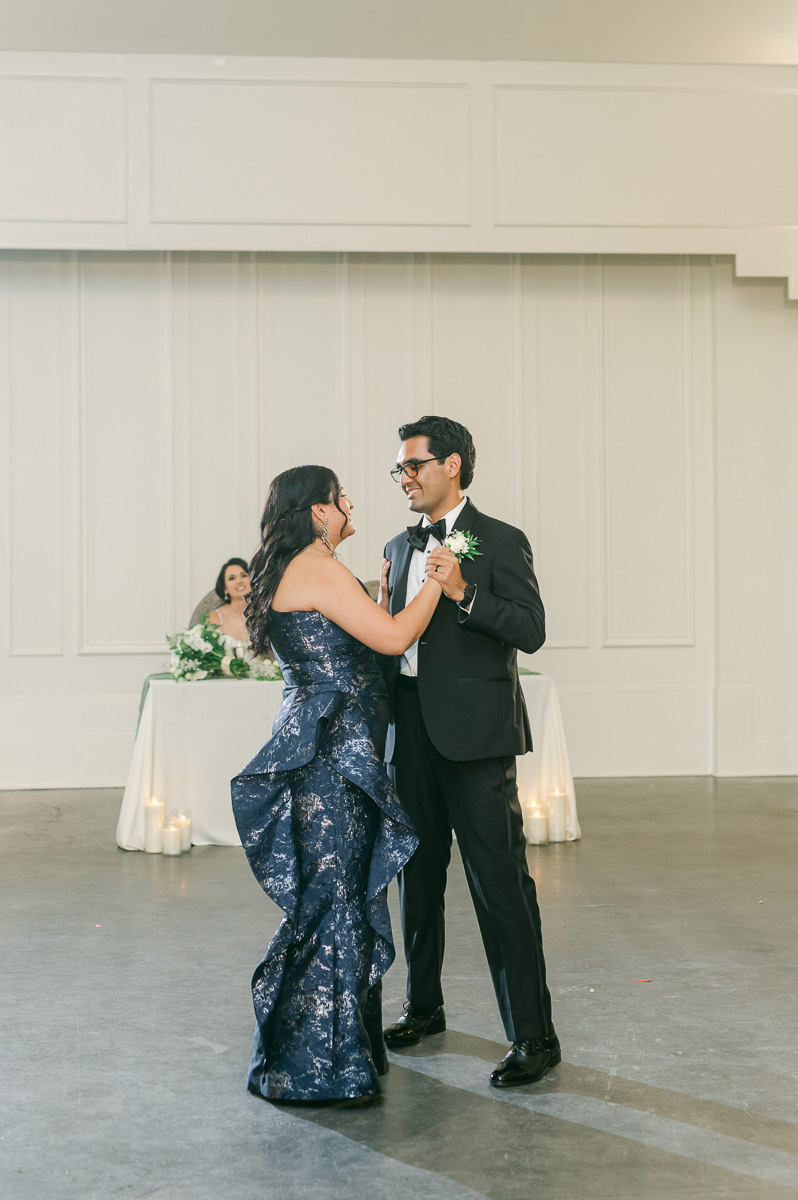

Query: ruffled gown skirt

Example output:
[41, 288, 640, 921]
[248, 758, 384, 1098]
[231, 610, 417, 1102]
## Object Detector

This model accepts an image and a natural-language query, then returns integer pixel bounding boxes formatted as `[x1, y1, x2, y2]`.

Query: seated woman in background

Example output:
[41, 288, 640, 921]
[207, 558, 251, 652]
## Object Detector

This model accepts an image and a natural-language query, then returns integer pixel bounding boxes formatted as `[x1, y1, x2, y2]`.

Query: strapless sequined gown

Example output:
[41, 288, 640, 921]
[231, 609, 418, 1101]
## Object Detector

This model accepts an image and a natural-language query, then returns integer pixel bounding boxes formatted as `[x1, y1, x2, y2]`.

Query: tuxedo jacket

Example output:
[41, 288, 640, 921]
[382, 498, 545, 763]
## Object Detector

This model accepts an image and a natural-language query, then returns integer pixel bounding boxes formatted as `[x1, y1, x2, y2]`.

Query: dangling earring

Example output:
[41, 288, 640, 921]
[224, 592, 230, 602]
[320, 514, 337, 557]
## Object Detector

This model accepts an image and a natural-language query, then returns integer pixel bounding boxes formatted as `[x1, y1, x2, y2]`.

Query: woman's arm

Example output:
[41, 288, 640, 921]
[310, 558, 441, 655]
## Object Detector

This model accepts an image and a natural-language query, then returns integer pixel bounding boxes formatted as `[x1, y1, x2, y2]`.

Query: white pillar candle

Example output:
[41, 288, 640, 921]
[547, 790, 567, 843]
[161, 824, 182, 856]
[524, 806, 548, 845]
[144, 797, 165, 853]
[173, 810, 192, 851]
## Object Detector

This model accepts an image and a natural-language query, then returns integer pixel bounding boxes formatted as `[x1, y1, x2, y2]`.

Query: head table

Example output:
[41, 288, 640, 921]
[116, 674, 579, 850]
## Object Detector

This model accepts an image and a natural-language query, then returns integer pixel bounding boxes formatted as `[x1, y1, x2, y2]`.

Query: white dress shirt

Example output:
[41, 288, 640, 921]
[400, 496, 468, 677]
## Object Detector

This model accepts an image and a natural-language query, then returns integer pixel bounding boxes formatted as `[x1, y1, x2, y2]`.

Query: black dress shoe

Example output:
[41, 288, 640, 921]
[489, 1032, 561, 1087]
[384, 1003, 446, 1048]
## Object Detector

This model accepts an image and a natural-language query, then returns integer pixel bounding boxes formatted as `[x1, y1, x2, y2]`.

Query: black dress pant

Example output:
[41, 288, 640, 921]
[388, 676, 553, 1043]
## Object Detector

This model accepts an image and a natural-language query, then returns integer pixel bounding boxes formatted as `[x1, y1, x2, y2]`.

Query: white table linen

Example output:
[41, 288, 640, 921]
[116, 675, 579, 850]
[516, 676, 581, 841]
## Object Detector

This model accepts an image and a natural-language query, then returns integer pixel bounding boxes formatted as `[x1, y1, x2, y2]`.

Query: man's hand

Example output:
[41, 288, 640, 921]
[425, 547, 466, 601]
[377, 558, 391, 610]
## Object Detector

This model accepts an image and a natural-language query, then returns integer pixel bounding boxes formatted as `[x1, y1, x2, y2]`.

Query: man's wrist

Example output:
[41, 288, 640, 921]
[457, 582, 477, 609]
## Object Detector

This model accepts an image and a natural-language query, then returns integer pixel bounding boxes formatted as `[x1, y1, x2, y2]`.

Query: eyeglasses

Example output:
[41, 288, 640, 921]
[390, 455, 444, 482]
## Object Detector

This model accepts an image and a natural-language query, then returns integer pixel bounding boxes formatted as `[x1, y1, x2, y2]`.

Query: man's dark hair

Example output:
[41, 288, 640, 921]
[398, 415, 476, 489]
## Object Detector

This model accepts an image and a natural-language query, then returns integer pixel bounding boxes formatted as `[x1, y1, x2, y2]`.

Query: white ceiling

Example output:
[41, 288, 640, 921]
[4, 0, 798, 63]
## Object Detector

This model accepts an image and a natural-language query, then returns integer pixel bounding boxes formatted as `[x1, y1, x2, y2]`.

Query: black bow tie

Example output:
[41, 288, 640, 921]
[407, 518, 447, 553]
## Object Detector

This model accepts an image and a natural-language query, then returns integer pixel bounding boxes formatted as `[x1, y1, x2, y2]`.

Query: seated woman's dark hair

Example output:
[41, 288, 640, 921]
[398, 415, 476, 490]
[215, 557, 250, 604]
[246, 465, 347, 657]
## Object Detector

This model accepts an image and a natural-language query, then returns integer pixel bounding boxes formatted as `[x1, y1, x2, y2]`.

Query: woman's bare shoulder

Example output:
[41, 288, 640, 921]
[285, 549, 354, 582]
[315, 554, 362, 590]
[206, 609, 222, 625]
[274, 552, 358, 611]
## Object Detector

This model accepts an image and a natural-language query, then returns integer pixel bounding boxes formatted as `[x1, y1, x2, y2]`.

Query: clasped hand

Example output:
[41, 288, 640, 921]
[425, 547, 466, 601]
[377, 549, 464, 611]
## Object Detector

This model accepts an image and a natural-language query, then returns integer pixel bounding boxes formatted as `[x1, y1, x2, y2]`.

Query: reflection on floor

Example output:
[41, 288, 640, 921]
[2, 778, 797, 1199]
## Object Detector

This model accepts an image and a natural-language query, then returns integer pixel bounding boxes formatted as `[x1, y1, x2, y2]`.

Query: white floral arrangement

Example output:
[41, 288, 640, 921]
[243, 655, 283, 681]
[167, 618, 282, 682]
[443, 530, 482, 561]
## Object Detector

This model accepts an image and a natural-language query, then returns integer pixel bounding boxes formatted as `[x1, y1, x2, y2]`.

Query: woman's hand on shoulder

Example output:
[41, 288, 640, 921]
[377, 558, 391, 611]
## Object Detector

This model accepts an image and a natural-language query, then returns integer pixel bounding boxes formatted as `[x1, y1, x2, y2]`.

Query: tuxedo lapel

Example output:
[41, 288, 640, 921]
[452, 498, 479, 535]
[391, 536, 414, 614]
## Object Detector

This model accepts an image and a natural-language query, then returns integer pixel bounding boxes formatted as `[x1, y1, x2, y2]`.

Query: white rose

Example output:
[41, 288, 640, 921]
[446, 532, 469, 556]
[190, 630, 210, 651]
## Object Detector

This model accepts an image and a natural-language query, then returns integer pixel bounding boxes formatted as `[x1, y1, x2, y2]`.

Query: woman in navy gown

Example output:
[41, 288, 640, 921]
[231, 465, 442, 1103]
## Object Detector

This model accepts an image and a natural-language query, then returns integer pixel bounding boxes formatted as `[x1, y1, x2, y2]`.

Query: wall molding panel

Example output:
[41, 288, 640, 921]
[0, 694, 140, 790]
[6, 254, 66, 656]
[148, 79, 472, 228]
[710, 258, 798, 776]
[522, 255, 592, 650]
[0, 257, 11, 661]
[77, 252, 175, 654]
[492, 81, 798, 229]
[0, 71, 126, 225]
[3, 53, 798, 293]
[599, 258, 696, 648]
[555, 683, 714, 777]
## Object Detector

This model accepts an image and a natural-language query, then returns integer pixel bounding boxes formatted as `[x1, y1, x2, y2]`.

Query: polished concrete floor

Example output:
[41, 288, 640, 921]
[1, 778, 797, 1200]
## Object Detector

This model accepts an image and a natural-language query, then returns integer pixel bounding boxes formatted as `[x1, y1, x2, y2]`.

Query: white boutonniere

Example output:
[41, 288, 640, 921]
[443, 530, 482, 561]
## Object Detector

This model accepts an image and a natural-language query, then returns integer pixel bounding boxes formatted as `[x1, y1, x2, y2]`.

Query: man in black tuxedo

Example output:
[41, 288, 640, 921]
[381, 415, 559, 1087]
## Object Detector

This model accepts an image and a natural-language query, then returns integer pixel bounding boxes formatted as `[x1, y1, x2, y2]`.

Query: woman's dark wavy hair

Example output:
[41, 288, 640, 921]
[398, 415, 476, 489]
[215, 558, 250, 604]
[246, 465, 347, 656]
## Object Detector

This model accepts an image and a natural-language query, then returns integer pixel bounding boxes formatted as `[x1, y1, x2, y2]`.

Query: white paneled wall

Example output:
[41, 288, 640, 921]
[713, 269, 798, 774]
[2, 251, 797, 786]
[6, 53, 798, 301]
